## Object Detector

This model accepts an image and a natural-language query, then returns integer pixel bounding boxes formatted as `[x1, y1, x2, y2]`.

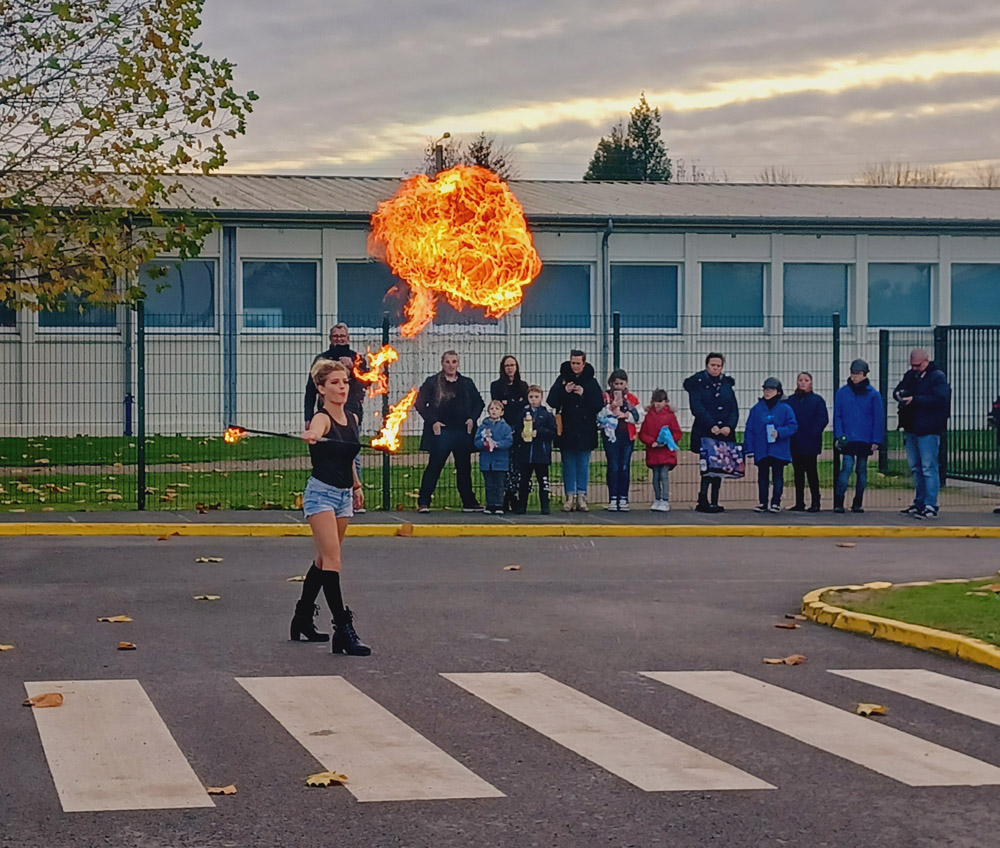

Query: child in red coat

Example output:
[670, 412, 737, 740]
[638, 389, 683, 512]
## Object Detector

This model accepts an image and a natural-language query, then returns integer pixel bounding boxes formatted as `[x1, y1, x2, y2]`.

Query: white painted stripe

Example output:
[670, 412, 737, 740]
[236, 676, 503, 802]
[441, 672, 772, 792]
[642, 671, 1000, 787]
[24, 680, 214, 812]
[830, 669, 1000, 727]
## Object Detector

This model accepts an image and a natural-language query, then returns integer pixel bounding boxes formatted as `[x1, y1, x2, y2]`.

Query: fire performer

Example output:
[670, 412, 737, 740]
[290, 358, 371, 655]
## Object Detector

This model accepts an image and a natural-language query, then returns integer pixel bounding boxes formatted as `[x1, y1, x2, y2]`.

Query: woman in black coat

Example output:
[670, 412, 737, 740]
[546, 350, 603, 512]
[683, 352, 739, 513]
[783, 372, 830, 512]
[491, 355, 530, 512]
[415, 350, 485, 512]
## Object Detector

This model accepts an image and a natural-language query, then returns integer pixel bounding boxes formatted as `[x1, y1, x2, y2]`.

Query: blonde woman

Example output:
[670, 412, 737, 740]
[290, 358, 370, 655]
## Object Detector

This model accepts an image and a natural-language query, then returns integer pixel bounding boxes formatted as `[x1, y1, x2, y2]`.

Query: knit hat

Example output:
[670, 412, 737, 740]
[849, 358, 869, 374]
[762, 377, 783, 393]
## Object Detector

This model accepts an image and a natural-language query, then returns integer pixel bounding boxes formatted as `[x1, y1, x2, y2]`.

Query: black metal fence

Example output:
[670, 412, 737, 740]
[1, 308, 998, 513]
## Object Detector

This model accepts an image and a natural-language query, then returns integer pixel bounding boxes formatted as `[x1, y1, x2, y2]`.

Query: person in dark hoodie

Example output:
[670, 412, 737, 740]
[491, 355, 530, 513]
[547, 349, 603, 512]
[683, 352, 739, 513]
[894, 348, 951, 519]
[833, 359, 883, 514]
[415, 350, 485, 513]
[784, 372, 830, 512]
[513, 385, 558, 515]
[744, 377, 798, 512]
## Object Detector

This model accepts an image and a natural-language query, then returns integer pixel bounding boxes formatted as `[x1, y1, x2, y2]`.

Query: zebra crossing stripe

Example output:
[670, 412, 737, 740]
[642, 671, 1000, 787]
[23, 680, 215, 812]
[829, 669, 1000, 726]
[236, 676, 504, 802]
[441, 672, 773, 792]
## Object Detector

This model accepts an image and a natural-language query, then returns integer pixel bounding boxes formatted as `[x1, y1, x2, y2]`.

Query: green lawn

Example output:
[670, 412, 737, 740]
[828, 581, 1000, 647]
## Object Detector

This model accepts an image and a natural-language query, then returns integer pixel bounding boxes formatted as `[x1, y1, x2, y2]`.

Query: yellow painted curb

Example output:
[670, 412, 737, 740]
[2, 522, 1000, 539]
[802, 581, 1000, 672]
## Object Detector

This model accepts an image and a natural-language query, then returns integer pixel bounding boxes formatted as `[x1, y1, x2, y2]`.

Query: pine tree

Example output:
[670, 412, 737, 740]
[583, 121, 636, 181]
[627, 93, 671, 181]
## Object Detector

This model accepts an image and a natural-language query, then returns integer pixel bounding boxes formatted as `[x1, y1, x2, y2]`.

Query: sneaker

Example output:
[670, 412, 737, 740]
[577, 495, 590, 512]
[462, 504, 484, 513]
[354, 506, 367, 514]
[921, 505, 939, 519]
[618, 498, 629, 512]
[417, 504, 430, 514]
[833, 506, 846, 514]
[769, 504, 781, 513]
[807, 504, 821, 513]
[900, 504, 921, 515]
[482, 508, 493, 515]
[851, 506, 865, 514]
[606, 497, 619, 511]
[492, 509, 505, 516]
[653, 500, 670, 513]
[754, 503, 768, 513]
[787, 504, 806, 512]
[650, 500, 661, 511]
[710, 504, 725, 513]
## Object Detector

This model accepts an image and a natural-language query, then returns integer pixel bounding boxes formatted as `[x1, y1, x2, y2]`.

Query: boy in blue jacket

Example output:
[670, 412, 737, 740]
[514, 385, 558, 515]
[745, 377, 798, 512]
[833, 359, 884, 514]
[475, 400, 514, 515]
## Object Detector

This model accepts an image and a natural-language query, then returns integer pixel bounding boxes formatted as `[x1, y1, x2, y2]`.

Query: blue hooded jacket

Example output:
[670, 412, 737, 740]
[474, 417, 513, 471]
[833, 381, 884, 447]
[744, 399, 798, 463]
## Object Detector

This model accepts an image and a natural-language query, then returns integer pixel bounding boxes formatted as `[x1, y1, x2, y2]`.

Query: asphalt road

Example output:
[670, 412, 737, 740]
[2, 535, 999, 848]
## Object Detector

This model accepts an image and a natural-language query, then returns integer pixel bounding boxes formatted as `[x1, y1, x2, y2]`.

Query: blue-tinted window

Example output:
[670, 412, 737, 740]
[242, 261, 317, 329]
[951, 264, 1000, 325]
[37, 292, 117, 328]
[520, 264, 591, 329]
[701, 263, 764, 328]
[784, 263, 849, 328]
[0, 304, 14, 328]
[336, 261, 406, 328]
[868, 263, 931, 327]
[611, 265, 678, 328]
[140, 260, 215, 328]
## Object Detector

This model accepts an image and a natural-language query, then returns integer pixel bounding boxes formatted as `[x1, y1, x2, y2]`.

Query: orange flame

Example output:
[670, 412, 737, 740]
[371, 387, 418, 453]
[353, 344, 400, 398]
[223, 426, 246, 444]
[368, 165, 542, 337]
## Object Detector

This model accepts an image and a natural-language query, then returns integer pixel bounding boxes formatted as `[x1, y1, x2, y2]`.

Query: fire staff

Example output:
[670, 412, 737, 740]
[290, 358, 371, 655]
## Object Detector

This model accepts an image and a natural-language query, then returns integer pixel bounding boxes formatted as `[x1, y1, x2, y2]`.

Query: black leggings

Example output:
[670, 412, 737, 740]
[791, 453, 820, 507]
[698, 475, 721, 505]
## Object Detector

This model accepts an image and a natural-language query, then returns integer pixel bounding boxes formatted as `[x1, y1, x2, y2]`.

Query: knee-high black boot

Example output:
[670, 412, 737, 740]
[332, 607, 371, 656]
[290, 563, 329, 642]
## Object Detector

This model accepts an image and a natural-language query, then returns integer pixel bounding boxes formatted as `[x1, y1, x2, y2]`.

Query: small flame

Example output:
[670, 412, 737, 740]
[371, 387, 418, 453]
[353, 344, 400, 398]
[368, 165, 542, 337]
[223, 426, 247, 444]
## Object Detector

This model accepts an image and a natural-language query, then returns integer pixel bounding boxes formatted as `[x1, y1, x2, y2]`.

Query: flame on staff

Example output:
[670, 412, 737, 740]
[353, 344, 400, 398]
[223, 426, 247, 444]
[371, 387, 418, 453]
[368, 165, 542, 338]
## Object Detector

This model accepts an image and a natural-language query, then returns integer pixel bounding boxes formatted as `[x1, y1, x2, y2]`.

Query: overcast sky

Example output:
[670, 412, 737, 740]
[198, 0, 1000, 182]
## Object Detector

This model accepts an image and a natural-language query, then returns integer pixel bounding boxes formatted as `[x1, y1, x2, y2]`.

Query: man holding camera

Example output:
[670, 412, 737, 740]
[894, 348, 951, 519]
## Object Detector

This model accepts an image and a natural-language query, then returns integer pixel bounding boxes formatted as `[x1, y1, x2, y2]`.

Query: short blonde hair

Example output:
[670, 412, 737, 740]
[527, 385, 543, 395]
[311, 358, 349, 388]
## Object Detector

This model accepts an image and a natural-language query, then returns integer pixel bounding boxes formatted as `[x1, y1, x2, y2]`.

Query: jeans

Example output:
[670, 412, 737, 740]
[418, 429, 477, 508]
[756, 457, 786, 506]
[303, 476, 354, 519]
[605, 438, 634, 500]
[561, 449, 591, 496]
[651, 465, 671, 502]
[517, 463, 550, 512]
[835, 454, 868, 503]
[905, 433, 941, 508]
[791, 452, 820, 507]
[482, 470, 505, 510]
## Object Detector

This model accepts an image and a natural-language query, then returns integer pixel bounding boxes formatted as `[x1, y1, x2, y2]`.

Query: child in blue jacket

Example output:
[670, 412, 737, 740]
[475, 400, 514, 515]
[744, 377, 798, 512]
[833, 359, 884, 514]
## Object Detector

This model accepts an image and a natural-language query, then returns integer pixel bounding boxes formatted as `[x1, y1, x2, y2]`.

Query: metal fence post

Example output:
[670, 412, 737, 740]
[878, 329, 889, 473]
[934, 324, 949, 485]
[832, 312, 841, 477]
[612, 311, 621, 370]
[381, 312, 391, 511]
[136, 301, 146, 511]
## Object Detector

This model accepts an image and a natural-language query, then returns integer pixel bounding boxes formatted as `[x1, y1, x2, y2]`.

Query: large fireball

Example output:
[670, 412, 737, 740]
[367, 165, 542, 338]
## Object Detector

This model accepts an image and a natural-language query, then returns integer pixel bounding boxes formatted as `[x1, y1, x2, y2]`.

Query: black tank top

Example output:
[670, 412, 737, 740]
[308, 409, 360, 488]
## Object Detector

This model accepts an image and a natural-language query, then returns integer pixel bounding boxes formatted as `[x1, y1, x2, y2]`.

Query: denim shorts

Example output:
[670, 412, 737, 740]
[303, 476, 354, 519]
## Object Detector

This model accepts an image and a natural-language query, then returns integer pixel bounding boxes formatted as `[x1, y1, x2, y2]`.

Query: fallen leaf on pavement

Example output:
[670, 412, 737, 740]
[0, 644, 14, 651]
[293, 494, 304, 510]
[785, 614, 808, 621]
[117, 642, 137, 650]
[157, 532, 180, 541]
[195, 557, 223, 563]
[856, 703, 888, 717]
[774, 622, 801, 629]
[305, 770, 348, 787]
[24, 692, 63, 708]
[286, 575, 306, 582]
[503, 565, 522, 571]
[97, 615, 133, 623]
[763, 654, 807, 665]
[836, 542, 856, 548]
[193, 595, 221, 601]
[206, 784, 237, 795]
[396, 523, 414, 537]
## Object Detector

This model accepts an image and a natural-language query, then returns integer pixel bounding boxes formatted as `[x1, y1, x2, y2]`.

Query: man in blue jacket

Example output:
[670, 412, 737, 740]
[833, 360, 884, 514]
[894, 348, 951, 519]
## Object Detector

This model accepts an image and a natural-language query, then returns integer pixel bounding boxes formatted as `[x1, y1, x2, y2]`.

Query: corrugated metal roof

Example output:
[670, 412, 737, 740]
[164, 174, 1000, 228]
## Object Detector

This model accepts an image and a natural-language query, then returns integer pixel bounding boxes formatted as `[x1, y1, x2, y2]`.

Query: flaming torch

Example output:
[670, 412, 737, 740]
[370, 387, 419, 453]
[353, 344, 400, 398]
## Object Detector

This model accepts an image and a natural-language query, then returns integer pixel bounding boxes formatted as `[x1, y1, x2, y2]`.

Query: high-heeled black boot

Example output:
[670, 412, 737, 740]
[290, 599, 330, 642]
[332, 607, 371, 656]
